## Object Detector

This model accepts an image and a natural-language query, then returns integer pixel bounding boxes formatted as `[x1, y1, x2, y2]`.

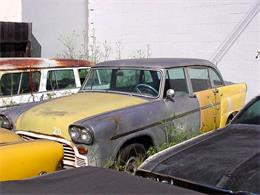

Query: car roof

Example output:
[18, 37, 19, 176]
[0, 58, 93, 71]
[95, 58, 216, 69]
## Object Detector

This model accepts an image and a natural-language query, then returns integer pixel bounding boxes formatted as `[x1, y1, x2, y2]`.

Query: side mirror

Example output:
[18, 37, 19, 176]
[166, 89, 175, 101]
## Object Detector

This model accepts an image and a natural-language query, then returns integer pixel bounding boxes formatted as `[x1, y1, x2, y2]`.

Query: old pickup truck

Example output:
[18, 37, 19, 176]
[0, 58, 246, 170]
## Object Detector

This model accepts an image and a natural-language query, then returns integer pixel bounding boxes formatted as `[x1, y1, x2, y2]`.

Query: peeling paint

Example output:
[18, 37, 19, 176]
[0, 58, 93, 71]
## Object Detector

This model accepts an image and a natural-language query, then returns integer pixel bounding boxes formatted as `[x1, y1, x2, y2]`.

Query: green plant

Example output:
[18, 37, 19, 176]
[103, 152, 144, 174]
[147, 124, 200, 157]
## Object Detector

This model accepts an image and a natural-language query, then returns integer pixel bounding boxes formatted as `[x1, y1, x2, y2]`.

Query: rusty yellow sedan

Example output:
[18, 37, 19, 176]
[0, 58, 246, 170]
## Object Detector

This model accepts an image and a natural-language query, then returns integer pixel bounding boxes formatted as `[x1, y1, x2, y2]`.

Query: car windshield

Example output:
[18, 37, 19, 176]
[232, 98, 260, 125]
[81, 68, 161, 98]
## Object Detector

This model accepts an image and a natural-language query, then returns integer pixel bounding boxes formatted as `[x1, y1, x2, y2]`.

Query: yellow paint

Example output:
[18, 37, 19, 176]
[0, 139, 63, 181]
[218, 83, 247, 127]
[0, 128, 23, 144]
[195, 89, 220, 132]
[16, 92, 147, 140]
[195, 83, 246, 132]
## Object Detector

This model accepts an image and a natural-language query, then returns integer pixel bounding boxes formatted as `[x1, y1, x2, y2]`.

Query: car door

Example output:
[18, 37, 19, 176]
[187, 66, 220, 132]
[163, 67, 201, 133]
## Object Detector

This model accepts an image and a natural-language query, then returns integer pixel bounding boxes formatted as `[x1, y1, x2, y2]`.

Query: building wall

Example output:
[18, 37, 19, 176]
[89, 0, 260, 100]
[0, 0, 22, 22]
[21, 0, 88, 57]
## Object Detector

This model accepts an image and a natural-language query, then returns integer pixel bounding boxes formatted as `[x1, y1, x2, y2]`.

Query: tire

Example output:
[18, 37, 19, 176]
[118, 143, 146, 174]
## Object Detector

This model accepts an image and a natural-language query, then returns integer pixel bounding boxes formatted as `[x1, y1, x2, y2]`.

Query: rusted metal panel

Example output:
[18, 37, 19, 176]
[0, 58, 93, 71]
[50, 58, 94, 67]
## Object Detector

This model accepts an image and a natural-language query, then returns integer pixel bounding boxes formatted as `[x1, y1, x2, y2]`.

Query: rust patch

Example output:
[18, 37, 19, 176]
[0, 58, 94, 71]
[51, 59, 94, 67]
[0, 59, 43, 69]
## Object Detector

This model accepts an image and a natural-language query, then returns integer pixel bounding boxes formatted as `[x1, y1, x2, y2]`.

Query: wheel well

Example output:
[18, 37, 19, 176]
[119, 135, 154, 153]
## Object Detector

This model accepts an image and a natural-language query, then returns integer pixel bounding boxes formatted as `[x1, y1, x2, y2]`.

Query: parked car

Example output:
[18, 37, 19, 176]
[0, 166, 202, 195]
[136, 95, 260, 194]
[0, 58, 93, 110]
[0, 58, 246, 169]
[0, 128, 63, 181]
[0, 128, 88, 181]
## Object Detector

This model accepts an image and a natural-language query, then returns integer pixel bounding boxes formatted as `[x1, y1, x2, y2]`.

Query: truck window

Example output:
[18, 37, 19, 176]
[188, 67, 211, 92]
[46, 69, 76, 90]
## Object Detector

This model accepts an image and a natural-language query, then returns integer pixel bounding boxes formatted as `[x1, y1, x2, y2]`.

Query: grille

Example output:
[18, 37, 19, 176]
[17, 131, 88, 168]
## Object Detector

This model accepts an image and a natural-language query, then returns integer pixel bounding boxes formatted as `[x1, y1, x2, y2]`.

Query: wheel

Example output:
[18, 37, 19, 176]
[118, 143, 146, 174]
[135, 84, 158, 96]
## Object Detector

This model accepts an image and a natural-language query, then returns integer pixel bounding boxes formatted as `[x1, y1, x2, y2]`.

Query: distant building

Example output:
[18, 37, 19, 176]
[89, 0, 260, 100]
[0, 0, 88, 57]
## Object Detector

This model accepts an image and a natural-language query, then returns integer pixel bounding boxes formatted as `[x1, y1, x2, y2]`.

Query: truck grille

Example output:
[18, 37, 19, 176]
[16, 131, 88, 168]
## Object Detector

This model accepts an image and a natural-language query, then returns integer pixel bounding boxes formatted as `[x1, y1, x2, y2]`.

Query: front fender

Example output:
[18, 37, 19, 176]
[0, 101, 48, 130]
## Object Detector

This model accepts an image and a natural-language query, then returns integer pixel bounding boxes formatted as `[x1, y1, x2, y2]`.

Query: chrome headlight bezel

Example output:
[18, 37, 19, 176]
[0, 114, 13, 130]
[69, 125, 94, 145]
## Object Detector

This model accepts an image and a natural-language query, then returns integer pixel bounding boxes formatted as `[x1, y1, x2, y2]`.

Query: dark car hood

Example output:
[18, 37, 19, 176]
[137, 124, 260, 194]
[1, 166, 203, 195]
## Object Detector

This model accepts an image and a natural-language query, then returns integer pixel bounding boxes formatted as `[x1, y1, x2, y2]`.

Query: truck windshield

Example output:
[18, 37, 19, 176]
[81, 68, 161, 98]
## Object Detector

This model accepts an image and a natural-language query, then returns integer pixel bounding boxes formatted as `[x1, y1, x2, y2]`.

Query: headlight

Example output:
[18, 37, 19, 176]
[0, 115, 12, 130]
[69, 125, 94, 145]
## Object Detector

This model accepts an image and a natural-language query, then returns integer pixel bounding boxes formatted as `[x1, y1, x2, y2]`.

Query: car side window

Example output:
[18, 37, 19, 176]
[0, 73, 20, 96]
[46, 69, 76, 90]
[20, 72, 41, 94]
[0, 71, 41, 96]
[165, 68, 188, 97]
[78, 68, 90, 85]
[188, 67, 211, 92]
[209, 68, 224, 87]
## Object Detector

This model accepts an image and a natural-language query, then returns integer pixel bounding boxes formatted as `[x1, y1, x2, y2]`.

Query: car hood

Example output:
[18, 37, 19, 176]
[137, 124, 260, 194]
[16, 92, 147, 140]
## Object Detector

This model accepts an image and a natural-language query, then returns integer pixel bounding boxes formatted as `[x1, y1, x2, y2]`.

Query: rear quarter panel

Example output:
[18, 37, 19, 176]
[218, 83, 247, 127]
